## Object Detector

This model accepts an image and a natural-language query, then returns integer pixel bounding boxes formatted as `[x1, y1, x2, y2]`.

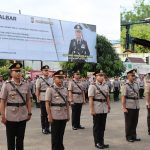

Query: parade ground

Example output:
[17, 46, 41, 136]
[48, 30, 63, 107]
[0, 100, 150, 150]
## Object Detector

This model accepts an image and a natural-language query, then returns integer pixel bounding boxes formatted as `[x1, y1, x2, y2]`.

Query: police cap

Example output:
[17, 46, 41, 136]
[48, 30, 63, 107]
[9, 63, 22, 70]
[53, 70, 65, 77]
[41, 65, 49, 70]
[74, 24, 82, 32]
[93, 70, 104, 76]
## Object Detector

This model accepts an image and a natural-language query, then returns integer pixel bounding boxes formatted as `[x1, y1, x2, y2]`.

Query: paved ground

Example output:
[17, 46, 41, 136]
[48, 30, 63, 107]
[0, 100, 150, 150]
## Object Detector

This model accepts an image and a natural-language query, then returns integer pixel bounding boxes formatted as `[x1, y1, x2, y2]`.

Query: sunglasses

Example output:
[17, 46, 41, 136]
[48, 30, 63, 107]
[57, 76, 64, 79]
[43, 70, 49, 72]
[13, 70, 21, 73]
[131, 75, 135, 77]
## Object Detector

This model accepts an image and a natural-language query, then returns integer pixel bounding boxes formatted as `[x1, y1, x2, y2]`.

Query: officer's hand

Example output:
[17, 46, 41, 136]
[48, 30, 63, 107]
[1, 115, 6, 125]
[48, 115, 53, 123]
[122, 108, 128, 113]
[148, 104, 150, 109]
[90, 110, 96, 116]
[27, 115, 31, 121]
[108, 106, 111, 113]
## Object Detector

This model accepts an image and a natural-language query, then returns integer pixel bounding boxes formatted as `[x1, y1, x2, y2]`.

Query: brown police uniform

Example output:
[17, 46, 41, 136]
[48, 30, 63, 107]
[144, 75, 150, 135]
[68, 72, 85, 129]
[121, 71, 140, 141]
[88, 73, 110, 148]
[45, 70, 69, 150]
[0, 63, 32, 150]
[36, 65, 53, 134]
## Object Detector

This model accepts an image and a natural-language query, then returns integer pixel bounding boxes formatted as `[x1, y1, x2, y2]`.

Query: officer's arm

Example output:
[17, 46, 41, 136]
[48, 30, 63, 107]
[0, 83, 7, 123]
[85, 41, 90, 56]
[68, 40, 73, 61]
[121, 85, 127, 111]
[68, 81, 73, 103]
[145, 83, 150, 107]
[45, 88, 53, 121]
[26, 89, 32, 116]
[35, 79, 40, 102]
[67, 92, 70, 120]
[88, 85, 96, 115]
[0, 99, 5, 117]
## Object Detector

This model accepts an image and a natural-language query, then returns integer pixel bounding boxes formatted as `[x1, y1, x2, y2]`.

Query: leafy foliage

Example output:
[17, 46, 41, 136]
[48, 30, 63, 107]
[121, 0, 150, 52]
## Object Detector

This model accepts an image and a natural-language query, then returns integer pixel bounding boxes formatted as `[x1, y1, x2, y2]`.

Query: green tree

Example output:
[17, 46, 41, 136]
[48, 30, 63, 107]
[60, 35, 125, 77]
[121, 0, 150, 52]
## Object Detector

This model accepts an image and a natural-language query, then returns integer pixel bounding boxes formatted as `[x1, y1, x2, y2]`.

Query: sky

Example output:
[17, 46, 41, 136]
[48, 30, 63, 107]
[0, 0, 138, 40]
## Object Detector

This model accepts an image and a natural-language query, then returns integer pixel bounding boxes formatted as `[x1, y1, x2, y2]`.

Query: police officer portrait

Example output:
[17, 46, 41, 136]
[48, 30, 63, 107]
[0, 62, 32, 150]
[68, 24, 90, 62]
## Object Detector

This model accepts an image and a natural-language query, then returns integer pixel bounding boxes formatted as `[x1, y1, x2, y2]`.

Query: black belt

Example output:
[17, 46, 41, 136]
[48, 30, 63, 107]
[40, 90, 46, 92]
[93, 99, 107, 102]
[126, 96, 138, 100]
[7, 103, 26, 107]
[51, 103, 66, 107]
[72, 92, 82, 95]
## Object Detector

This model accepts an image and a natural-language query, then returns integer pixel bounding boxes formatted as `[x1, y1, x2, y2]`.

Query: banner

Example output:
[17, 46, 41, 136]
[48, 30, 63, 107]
[0, 11, 96, 62]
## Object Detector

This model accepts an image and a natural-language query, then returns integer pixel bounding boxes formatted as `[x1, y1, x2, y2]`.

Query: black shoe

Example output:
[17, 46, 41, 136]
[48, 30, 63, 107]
[78, 126, 85, 129]
[103, 144, 109, 148]
[126, 139, 134, 142]
[72, 127, 78, 130]
[133, 138, 141, 141]
[45, 129, 51, 134]
[148, 132, 150, 135]
[42, 129, 47, 134]
[95, 143, 104, 149]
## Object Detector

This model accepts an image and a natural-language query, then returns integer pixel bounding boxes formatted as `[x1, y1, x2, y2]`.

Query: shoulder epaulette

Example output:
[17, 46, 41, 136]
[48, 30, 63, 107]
[6, 80, 10, 83]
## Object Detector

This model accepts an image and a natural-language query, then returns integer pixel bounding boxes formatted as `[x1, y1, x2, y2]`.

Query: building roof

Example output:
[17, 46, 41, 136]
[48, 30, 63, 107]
[125, 57, 145, 63]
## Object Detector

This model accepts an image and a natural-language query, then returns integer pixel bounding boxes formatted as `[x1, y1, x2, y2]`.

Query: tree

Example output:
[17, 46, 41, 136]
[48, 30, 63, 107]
[60, 35, 125, 77]
[121, 0, 150, 52]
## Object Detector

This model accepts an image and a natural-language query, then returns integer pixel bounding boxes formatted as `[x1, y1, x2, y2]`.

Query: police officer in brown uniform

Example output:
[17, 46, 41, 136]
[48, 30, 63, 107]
[36, 65, 53, 134]
[0, 63, 32, 150]
[144, 73, 150, 135]
[88, 70, 110, 149]
[45, 70, 69, 150]
[121, 69, 141, 142]
[68, 70, 85, 130]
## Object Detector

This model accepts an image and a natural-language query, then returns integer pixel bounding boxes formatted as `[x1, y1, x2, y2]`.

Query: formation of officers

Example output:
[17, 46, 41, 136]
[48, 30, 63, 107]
[0, 63, 150, 150]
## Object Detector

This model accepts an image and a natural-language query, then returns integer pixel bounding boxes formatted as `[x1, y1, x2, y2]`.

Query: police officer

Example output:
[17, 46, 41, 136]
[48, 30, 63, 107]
[68, 70, 85, 130]
[113, 76, 120, 101]
[45, 70, 70, 150]
[88, 70, 110, 149]
[144, 73, 150, 135]
[121, 69, 141, 142]
[36, 65, 53, 134]
[68, 24, 90, 62]
[0, 74, 4, 109]
[0, 63, 32, 150]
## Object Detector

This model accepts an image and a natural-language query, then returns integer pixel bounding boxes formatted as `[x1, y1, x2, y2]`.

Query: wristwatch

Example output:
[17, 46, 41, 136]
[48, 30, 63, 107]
[28, 113, 32, 116]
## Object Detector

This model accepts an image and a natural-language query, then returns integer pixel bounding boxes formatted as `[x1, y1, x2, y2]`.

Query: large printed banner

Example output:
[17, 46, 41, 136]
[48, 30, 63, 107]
[0, 11, 96, 62]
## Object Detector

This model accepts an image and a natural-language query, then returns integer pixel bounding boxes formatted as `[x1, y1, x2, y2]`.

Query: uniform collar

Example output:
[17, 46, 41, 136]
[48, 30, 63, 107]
[42, 75, 49, 79]
[53, 83, 63, 89]
[126, 80, 135, 84]
[96, 81, 105, 86]
[11, 79, 23, 85]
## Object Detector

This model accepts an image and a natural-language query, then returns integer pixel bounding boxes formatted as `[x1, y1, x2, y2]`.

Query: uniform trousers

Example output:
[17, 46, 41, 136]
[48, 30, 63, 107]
[51, 120, 67, 150]
[113, 87, 120, 101]
[71, 103, 83, 128]
[93, 113, 107, 145]
[40, 101, 49, 130]
[6, 120, 26, 150]
[124, 109, 139, 140]
[147, 106, 150, 134]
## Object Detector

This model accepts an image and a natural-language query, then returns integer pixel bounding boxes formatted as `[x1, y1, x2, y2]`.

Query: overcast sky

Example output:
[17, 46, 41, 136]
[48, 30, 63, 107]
[0, 0, 138, 40]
